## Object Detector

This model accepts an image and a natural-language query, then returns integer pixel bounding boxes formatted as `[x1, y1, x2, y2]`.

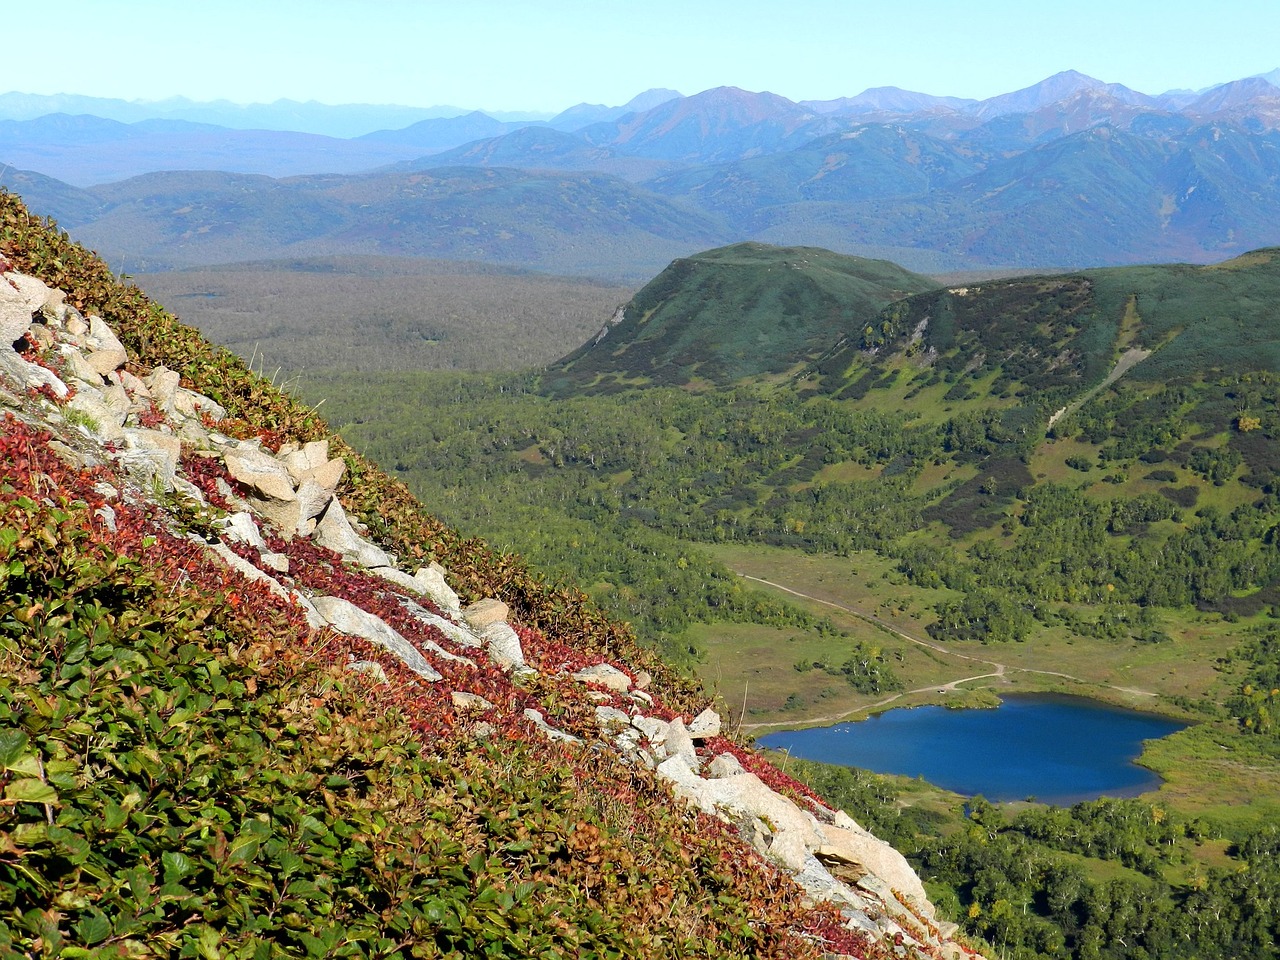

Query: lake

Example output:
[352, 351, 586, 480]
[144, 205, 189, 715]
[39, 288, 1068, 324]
[756, 693, 1188, 805]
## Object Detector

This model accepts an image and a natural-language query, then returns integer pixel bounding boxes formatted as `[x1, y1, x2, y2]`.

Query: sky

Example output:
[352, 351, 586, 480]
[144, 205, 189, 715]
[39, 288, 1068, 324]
[4, 0, 1279, 114]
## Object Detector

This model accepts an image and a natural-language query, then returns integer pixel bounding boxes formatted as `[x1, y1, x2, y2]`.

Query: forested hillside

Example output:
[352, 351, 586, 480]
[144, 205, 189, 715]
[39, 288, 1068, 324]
[549, 243, 936, 389]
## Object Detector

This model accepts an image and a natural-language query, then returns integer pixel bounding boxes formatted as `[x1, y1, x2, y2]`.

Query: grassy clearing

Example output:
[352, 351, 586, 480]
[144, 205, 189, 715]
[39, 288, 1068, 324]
[1140, 723, 1280, 827]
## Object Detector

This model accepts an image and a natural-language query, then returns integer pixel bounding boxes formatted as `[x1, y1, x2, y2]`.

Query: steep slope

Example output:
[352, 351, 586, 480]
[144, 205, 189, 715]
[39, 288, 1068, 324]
[547, 243, 937, 390]
[0, 195, 980, 957]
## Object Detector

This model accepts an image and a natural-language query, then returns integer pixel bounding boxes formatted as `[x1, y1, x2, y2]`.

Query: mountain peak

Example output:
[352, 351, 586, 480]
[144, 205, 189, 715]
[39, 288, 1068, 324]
[971, 69, 1109, 118]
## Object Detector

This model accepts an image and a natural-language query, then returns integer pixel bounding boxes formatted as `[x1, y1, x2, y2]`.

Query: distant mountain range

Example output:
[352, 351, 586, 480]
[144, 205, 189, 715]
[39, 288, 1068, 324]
[3, 70, 1280, 277]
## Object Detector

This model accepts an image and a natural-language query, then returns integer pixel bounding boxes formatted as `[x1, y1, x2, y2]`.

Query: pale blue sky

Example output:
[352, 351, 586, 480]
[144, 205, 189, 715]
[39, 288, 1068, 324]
[5, 1, 1277, 112]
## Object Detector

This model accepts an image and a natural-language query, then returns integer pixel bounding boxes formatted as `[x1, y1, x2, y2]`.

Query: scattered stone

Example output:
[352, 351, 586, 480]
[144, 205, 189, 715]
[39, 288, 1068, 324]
[224, 446, 297, 502]
[208, 540, 323, 630]
[631, 715, 669, 746]
[217, 511, 268, 551]
[347, 660, 389, 685]
[369, 564, 428, 596]
[572, 662, 632, 692]
[629, 689, 654, 706]
[94, 502, 117, 533]
[451, 691, 494, 712]
[634, 670, 652, 691]
[594, 705, 631, 729]
[462, 598, 509, 630]
[522, 708, 582, 744]
[399, 599, 483, 648]
[414, 562, 461, 614]
[260, 552, 290, 574]
[313, 499, 392, 568]
[688, 707, 722, 739]
[481, 621, 527, 671]
[312, 595, 442, 681]
[707, 753, 745, 778]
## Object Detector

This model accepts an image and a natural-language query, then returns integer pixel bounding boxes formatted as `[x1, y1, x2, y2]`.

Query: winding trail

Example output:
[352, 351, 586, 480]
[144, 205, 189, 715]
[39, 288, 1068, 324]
[736, 572, 1155, 732]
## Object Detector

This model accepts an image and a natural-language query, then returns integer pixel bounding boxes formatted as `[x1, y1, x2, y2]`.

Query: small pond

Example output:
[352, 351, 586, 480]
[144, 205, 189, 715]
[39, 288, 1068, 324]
[757, 693, 1187, 805]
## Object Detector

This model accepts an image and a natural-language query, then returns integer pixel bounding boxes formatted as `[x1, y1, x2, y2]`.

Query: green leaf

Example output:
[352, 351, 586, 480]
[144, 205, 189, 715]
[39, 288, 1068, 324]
[4, 779, 58, 804]
[103, 801, 128, 831]
[0, 728, 29, 767]
[73, 912, 111, 945]
[228, 835, 260, 863]
[161, 850, 195, 882]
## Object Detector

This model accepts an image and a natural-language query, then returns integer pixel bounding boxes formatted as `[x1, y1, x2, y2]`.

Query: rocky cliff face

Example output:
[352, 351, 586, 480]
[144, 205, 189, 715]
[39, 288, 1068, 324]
[0, 230, 982, 959]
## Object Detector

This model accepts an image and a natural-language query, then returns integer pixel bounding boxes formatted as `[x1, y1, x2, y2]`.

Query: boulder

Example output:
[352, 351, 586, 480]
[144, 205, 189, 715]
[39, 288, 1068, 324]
[293, 456, 344, 493]
[1, 272, 44, 344]
[311, 595, 442, 681]
[117, 428, 182, 491]
[84, 315, 127, 375]
[663, 717, 699, 768]
[572, 663, 632, 693]
[280, 439, 331, 483]
[689, 707, 722, 739]
[313, 499, 392, 568]
[144, 366, 181, 414]
[0, 350, 69, 398]
[631, 715, 668, 746]
[62, 348, 103, 386]
[64, 391, 125, 443]
[171, 387, 226, 422]
[414, 562, 461, 615]
[224, 446, 297, 502]
[707, 753, 745, 778]
[481, 621, 528, 671]
[462, 598, 508, 630]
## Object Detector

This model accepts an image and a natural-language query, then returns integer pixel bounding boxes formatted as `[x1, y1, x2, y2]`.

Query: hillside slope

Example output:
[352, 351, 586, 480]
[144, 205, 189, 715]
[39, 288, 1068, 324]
[549, 243, 938, 389]
[0, 194, 979, 957]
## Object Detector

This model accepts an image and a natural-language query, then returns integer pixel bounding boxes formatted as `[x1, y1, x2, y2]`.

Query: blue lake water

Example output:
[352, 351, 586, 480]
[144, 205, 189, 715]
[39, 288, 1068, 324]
[757, 693, 1188, 805]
